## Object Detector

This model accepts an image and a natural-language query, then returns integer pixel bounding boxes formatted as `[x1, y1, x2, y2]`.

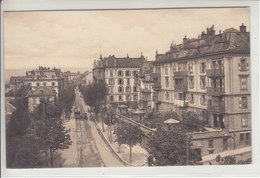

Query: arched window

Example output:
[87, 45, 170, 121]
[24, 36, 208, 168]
[36, 82, 40, 87]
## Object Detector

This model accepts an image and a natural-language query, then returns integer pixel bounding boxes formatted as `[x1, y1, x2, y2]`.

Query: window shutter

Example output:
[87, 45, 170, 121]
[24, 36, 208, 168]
[200, 95, 202, 104]
[238, 60, 241, 71]
[221, 60, 224, 70]
[199, 64, 202, 73]
[246, 60, 249, 71]
[210, 62, 213, 69]
[200, 79, 202, 88]
[239, 97, 242, 108]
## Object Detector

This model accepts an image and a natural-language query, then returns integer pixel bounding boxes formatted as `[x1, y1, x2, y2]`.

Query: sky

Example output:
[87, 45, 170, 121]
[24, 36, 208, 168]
[4, 8, 249, 70]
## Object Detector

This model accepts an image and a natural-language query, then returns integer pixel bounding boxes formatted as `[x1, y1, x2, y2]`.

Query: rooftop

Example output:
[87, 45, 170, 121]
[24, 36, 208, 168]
[155, 24, 250, 63]
[94, 54, 145, 69]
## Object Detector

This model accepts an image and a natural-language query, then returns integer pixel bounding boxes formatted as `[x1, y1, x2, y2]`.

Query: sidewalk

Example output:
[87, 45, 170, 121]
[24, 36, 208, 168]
[96, 122, 149, 167]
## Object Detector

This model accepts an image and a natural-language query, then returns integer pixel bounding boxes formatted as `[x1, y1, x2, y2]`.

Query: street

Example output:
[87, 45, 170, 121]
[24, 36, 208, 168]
[61, 89, 124, 167]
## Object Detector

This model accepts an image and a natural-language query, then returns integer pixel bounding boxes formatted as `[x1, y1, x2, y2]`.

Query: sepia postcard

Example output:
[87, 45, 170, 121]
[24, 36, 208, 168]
[1, 0, 259, 177]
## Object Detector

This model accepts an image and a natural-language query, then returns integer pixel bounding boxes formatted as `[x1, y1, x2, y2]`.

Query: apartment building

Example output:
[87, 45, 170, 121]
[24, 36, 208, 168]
[93, 54, 145, 104]
[25, 66, 64, 96]
[153, 24, 250, 153]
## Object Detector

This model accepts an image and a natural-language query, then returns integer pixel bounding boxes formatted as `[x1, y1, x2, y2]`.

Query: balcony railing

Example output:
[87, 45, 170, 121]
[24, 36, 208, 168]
[174, 71, 188, 77]
[207, 87, 225, 96]
[174, 99, 188, 107]
[208, 102, 225, 113]
[206, 69, 224, 77]
[174, 85, 188, 92]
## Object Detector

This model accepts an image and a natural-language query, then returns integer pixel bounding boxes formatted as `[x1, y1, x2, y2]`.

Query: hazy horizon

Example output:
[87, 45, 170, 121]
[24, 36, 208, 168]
[4, 67, 91, 84]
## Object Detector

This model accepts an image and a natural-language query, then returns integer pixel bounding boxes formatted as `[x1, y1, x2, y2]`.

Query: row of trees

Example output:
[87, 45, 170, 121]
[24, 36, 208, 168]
[6, 85, 75, 168]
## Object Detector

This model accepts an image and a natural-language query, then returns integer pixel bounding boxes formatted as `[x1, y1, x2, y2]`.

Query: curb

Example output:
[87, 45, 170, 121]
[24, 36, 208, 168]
[92, 119, 128, 166]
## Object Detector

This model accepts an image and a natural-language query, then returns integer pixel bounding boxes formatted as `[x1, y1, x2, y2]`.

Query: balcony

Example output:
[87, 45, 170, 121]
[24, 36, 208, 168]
[206, 69, 224, 77]
[207, 87, 225, 96]
[174, 99, 188, 107]
[174, 85, 188, 92]
[207, 102, 225, 113]
[174, 71, 188, 78]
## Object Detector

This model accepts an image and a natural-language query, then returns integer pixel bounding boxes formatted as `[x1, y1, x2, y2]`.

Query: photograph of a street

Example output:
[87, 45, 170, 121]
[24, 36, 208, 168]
[3, 7, 252, 169]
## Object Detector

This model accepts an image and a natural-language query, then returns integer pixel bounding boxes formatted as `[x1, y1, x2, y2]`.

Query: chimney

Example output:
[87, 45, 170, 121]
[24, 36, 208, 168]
[183, 35, 187, 44]
[240, 23, 246, 32]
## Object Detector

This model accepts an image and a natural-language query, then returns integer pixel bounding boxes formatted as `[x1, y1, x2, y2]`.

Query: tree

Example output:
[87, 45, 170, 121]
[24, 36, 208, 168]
[79, 80, 108, 122]
[58, 86, 75, 119]
[180, 111, 204, 132]
[215, 155, 252, 165]
[104, 108, 117, 142]
[34, 101, 72, 167]
[147, 127, 201, 166]
[114, 122, 142, 162]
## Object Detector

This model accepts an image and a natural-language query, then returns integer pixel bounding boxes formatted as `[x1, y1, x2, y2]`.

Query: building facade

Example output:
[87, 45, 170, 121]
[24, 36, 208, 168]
[153, 24, 250, 154]
[25, 66, 64, 96]
[93, 54, 145, 105]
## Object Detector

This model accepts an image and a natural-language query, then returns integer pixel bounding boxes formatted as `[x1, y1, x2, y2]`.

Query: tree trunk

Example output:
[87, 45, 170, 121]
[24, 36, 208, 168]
[50, 149, 54, 168]
[130, 142, 132, 163]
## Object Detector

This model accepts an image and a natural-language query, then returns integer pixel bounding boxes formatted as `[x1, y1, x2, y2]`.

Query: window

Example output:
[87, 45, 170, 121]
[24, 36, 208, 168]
[125, 70, 130, 76]
[118, 70, 123, 76]
[165, 92, 170, 101]
[240, 76, 248, 90]
[37, 82, 40, 87]
[172, 64, 176, 73]
[240, 134, 244, 142]
[133, 71, 137, 76]
[110, 70, 113, 77]
[126, 95, 131, 101]
[126, 86, 131, 92]
[43, 82, 47, 86]
[118, 86, 124, 93]
[165, 77, 169, 88]
[200, 77, 206, 89]
[200, 62, 206, 73]
[133, 94, 138, 100]
[239, 96, 248, 108]
[165, 65, 169, 75]
[189, 77, 194, 89]
[127, 79, 130, 85]
[118, 95, 123, 101]
[208, 140, 214, 148]
[118, 78, 124, 85]
[109, 79, 114, 85]
[133, 86, 137, 92]
[245, 133, 250, 145]
[241, 115, 248, 127]
[189, 94, 194, 104]
[109, 95, 114, 101]
[52, 82, 55, 86]
[178, 63, 186, 71]
[188, 63, 193, 73]
[200, 95, 206, 105]
[239, 58, 249, 71]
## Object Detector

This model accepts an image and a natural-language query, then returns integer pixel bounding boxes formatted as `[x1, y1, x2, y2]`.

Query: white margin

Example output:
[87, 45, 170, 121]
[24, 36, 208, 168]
[1, 0, 259, 177]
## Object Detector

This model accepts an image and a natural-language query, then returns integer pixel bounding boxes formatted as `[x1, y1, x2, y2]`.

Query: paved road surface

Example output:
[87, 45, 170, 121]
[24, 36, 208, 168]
[61, 89, 124, 167]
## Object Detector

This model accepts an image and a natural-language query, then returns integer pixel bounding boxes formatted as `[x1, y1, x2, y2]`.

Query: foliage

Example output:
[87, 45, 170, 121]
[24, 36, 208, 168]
[215, 155, 252, 165]
[147, 127, 201, 166]
[180, 111, 205, 132]
[114, 121, 142, 162]
[58, 86, 75, 117]
[79, 80, 108, 114]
